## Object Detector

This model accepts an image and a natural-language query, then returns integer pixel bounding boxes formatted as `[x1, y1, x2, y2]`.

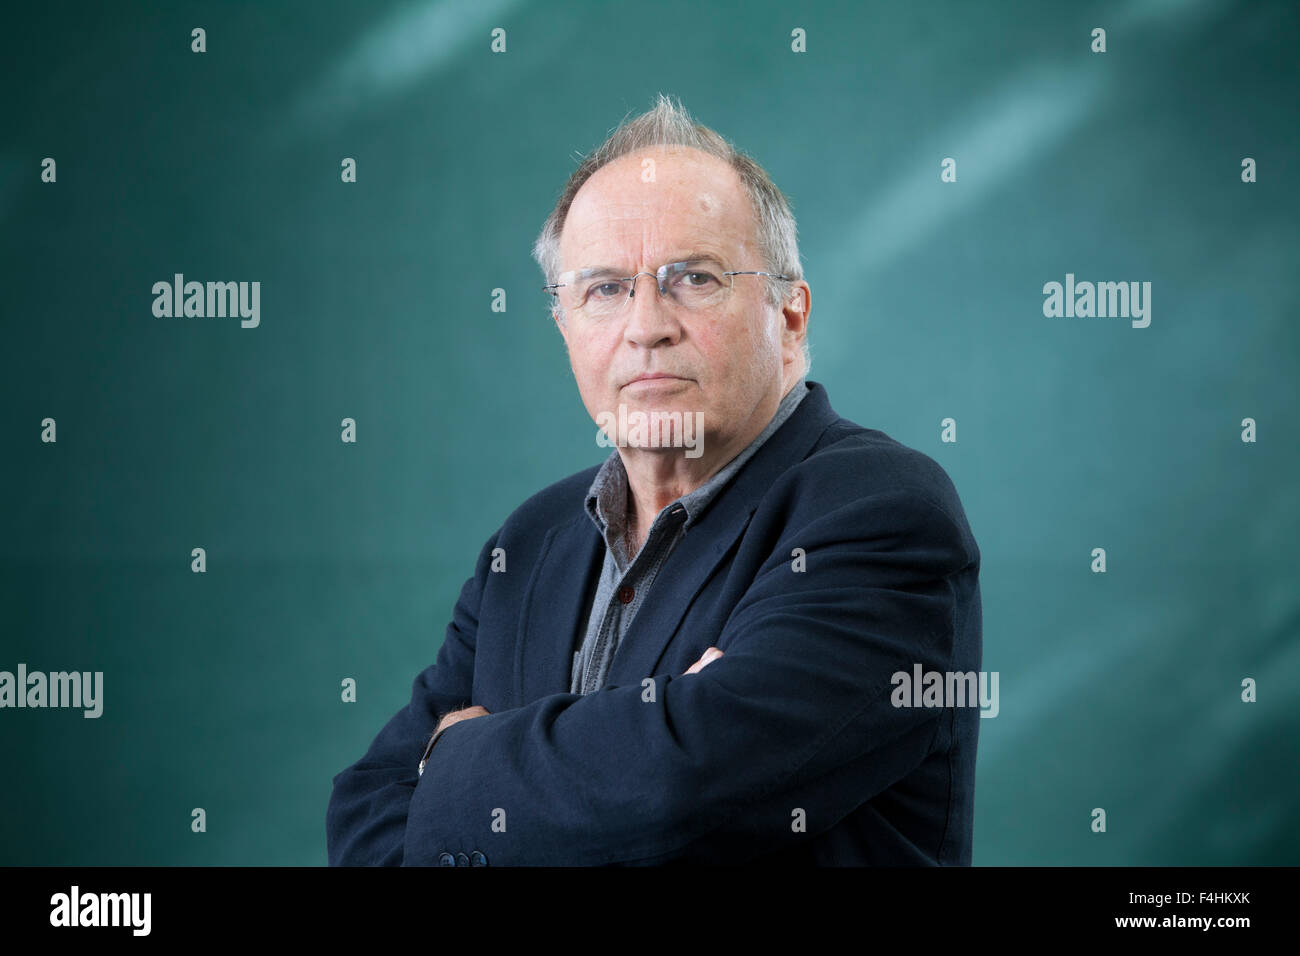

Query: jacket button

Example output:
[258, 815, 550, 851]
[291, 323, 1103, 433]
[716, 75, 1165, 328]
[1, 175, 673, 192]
[437, 852, 455, 866]
[469, 850, 487, 867]
[455, 852, 470, 867]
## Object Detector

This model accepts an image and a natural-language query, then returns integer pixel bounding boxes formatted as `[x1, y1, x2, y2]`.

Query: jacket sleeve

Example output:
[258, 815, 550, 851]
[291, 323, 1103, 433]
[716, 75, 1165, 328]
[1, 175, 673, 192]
[403, 488, 976, 865]
[325, 528, 499, 866]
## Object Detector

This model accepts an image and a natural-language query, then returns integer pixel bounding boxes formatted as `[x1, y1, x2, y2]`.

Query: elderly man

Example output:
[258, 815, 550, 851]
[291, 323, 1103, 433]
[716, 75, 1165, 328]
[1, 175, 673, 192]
[326, 94, 982, 866]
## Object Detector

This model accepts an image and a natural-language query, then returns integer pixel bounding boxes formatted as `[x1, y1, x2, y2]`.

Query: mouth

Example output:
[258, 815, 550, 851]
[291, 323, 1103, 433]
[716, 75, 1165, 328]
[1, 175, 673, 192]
[624, 373, 690, 388]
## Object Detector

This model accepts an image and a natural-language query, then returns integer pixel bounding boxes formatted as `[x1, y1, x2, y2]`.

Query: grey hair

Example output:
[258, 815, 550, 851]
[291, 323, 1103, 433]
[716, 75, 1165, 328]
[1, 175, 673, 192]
[532, 93, 809, 374]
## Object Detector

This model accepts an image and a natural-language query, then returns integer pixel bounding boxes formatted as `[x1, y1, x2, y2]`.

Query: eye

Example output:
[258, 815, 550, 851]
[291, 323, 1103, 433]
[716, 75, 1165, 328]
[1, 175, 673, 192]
[587, 281, 624, 299]
[676, 269, 722, 291]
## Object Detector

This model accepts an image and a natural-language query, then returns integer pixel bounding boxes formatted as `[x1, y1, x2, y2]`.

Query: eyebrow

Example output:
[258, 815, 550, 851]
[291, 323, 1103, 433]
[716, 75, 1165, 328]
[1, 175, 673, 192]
[575, 252, 725, 279]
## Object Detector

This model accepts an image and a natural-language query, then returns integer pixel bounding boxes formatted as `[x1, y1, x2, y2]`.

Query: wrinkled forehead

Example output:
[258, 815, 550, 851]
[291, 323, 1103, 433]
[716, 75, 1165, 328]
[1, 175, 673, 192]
[561, 155, 756, 270]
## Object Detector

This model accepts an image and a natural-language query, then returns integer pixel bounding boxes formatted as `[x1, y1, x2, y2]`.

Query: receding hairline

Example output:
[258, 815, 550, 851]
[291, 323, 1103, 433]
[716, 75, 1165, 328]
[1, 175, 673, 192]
[559, 152, 760, 273]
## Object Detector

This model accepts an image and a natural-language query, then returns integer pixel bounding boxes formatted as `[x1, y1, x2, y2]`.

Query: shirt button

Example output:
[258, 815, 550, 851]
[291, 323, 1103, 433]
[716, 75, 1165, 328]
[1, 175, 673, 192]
[618, 585, 634, 604]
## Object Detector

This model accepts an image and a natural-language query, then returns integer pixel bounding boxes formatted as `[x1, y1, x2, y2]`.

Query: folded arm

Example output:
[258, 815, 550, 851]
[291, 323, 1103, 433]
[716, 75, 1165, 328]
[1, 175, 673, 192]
[404, 489, 972, 865]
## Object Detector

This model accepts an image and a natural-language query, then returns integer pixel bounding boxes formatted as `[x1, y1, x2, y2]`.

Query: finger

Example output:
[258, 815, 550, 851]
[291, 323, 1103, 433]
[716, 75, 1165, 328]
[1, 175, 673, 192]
[684, 647, 724, 675]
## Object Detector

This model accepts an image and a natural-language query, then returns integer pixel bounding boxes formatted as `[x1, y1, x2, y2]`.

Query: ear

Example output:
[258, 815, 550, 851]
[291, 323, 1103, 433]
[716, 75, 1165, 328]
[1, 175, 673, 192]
[781, 280, 811, 339]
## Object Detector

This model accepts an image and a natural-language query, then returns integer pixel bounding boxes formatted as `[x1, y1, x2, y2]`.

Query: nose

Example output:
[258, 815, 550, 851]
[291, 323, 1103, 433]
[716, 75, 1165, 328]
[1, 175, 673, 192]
[625, 271, 664, 299]
[622, 272, 682, 348]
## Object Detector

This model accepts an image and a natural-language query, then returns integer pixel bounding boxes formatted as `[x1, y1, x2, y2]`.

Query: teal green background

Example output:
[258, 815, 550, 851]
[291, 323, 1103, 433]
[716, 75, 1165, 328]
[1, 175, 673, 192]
[1, 0, 1296, 865]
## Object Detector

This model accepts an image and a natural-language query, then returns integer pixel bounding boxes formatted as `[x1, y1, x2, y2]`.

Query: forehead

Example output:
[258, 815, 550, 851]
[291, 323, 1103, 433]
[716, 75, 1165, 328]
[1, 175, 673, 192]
[560, 146, 756, 268]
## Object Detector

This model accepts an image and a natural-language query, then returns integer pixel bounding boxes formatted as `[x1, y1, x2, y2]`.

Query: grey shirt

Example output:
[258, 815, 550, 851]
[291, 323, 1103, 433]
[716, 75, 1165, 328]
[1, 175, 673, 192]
[570, 378, 810, 695]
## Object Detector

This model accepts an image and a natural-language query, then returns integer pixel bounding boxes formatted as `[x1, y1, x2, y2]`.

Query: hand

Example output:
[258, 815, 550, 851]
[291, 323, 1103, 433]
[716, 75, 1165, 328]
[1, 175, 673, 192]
[684, 646, 723, 675]
[435, 705, 490, 735]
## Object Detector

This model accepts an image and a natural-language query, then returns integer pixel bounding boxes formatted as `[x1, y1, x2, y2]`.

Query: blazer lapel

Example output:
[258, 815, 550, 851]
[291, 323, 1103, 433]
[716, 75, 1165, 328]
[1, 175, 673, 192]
[605, 381, 840, 684]
[514, 513, 605, 705]
[515, 381, 842, 701]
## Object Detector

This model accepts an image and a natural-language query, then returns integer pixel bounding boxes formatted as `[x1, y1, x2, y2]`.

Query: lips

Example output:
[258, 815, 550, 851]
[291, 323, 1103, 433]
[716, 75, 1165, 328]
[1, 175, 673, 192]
[625, 373, 687, 387]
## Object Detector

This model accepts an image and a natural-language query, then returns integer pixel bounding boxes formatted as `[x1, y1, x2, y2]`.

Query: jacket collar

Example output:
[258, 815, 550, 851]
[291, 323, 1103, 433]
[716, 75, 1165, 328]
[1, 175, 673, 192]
[516, 379, 842, 704]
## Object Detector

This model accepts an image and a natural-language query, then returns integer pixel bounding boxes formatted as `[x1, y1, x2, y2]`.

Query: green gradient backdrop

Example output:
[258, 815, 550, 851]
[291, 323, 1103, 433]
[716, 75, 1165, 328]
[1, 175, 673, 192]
[1, 0, 1296, 865]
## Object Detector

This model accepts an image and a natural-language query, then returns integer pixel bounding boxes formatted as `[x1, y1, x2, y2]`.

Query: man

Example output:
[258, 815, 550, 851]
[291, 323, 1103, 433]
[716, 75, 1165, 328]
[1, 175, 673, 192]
[326, 94, 982, 866]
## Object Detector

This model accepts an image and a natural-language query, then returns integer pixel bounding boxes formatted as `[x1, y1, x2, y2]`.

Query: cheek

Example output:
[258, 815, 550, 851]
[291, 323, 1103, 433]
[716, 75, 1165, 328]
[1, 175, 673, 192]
[735, 313, 781, 369]
[570, 331, 619, 394]
[565, 330, 600, 371]
[697, 319, 765, 378]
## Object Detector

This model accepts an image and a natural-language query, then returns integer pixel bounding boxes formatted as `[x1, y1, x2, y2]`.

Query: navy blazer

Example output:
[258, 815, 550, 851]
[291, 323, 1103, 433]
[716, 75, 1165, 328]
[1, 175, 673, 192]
[327, 380, 982, 865]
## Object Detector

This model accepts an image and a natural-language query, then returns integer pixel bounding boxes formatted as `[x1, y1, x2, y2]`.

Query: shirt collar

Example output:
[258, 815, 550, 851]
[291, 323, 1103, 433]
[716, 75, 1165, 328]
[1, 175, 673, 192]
[584, 377, 809, 539]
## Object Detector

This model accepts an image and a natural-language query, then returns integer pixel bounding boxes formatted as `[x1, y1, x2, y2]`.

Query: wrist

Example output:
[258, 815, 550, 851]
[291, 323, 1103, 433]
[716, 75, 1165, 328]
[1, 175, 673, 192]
[417, 723, 451, 777]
